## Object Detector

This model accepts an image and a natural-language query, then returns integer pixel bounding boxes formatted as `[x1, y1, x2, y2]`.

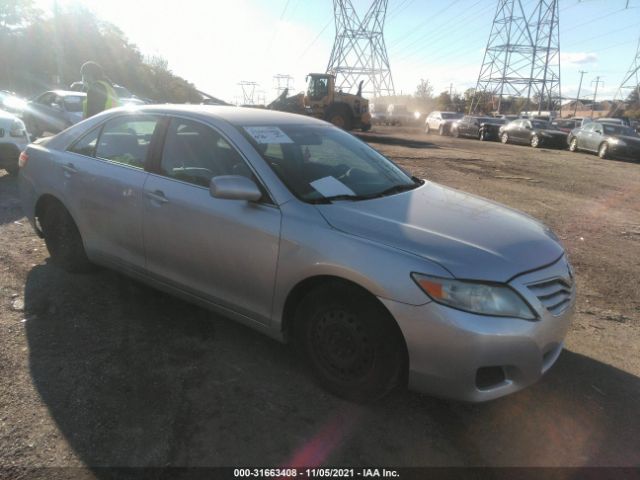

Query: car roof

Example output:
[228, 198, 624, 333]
[48, 90, 87, 97]
[118, 104, 329, 127]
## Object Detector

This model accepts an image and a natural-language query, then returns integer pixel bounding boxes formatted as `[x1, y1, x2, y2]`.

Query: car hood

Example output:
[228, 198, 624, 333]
[315, 182, 564, 282]
[612, 135, 640, 145]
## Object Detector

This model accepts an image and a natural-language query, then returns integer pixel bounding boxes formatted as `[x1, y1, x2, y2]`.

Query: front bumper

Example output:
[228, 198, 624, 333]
[381, 256, 575, 402]
[610, 143, 640, 161]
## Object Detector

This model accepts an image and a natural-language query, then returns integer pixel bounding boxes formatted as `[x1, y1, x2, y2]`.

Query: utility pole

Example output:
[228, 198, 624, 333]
[327, 0, 395, 98]
[574, 70, 587, 116]
[273, 74, 294, 96]
[237, 81, 258, 105]
[591, 76, 604, 118]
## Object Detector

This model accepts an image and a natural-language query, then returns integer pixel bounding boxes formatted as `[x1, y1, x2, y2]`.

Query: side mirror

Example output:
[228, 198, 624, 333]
[209, 175, 262, 202]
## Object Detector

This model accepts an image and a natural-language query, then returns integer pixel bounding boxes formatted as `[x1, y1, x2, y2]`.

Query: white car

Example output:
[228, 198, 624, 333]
[0, 110, 29, 175]
[425, 111, 463, 135]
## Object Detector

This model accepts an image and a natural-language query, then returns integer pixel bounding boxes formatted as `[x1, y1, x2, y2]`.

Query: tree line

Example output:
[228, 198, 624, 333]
[0, 0, 202, 103]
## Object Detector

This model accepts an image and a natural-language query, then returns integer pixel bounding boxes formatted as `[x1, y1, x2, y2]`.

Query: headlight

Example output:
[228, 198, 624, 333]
[609, 138, 626, 146]
[411, 273, 536, 320]
[414, 112, 421, 119]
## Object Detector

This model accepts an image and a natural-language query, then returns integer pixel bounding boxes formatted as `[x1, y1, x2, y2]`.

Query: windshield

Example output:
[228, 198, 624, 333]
[603, 124, 637, 136]
[442, 113, 462, 119]
[240, 124, 417, 202]
[63, 96, 84, 112]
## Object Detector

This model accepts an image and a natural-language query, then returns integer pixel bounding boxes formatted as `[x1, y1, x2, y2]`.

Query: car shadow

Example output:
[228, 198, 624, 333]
[0, 172, 24, 225]
[354, 132, 437, 149]
[23, 264, 640, 471]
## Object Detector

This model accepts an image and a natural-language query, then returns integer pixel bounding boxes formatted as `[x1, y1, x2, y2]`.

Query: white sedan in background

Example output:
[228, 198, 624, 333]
[0, 109, 29, 175]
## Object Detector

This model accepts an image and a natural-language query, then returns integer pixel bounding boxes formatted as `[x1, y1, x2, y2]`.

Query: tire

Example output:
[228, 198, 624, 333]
[598, 142, 609, 159]
[294, 282, 405, 402]
[425, 124, 431, 134]
[40, 202, 94, 273]
[5, 162, 18, 175]
[569, 137, 578, 152]
[530, 134, 541, 148]
[452, 127, 460, 138]
[479, 130, 486, 141]
[438, 124, 446, 136]
[501, 132, 509, 144]
[325, 105, 353, 131]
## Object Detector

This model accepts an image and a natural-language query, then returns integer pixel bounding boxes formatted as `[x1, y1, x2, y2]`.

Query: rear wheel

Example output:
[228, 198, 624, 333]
[479, 129, 486, 141]
[40, 202, 94, 273]
[598, 142, 609, 159]
[425, 124, 431, 134]
[294, 282, 405, 402]
[438, 124, 446, 136]
[501, 132, 509, 144]
[569, 137, 578, 152]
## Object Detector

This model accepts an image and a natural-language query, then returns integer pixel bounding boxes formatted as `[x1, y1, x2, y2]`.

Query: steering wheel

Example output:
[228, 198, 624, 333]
[331, 164, 352, 180]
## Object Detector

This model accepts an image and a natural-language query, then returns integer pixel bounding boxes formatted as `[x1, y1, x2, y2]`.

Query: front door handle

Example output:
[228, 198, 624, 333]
[145, 190, 168, 204]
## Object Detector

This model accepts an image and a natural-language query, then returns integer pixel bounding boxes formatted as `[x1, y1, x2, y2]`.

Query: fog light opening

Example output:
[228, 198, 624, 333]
[476, 366, 507, 390]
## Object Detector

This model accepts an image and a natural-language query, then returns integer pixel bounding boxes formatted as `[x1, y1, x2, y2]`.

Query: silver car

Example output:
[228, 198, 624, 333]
[19, 106, 575, 402]
[22, 90, 86, 137]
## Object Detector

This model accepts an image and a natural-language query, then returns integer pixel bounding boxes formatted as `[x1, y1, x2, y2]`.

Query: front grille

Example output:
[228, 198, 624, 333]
[527, 277, 573, 316]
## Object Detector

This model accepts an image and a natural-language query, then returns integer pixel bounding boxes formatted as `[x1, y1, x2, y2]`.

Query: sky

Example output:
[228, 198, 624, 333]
[36, 0, 640, 104]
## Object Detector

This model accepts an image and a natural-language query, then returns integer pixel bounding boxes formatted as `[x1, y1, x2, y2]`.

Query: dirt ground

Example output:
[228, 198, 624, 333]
[0, 126, 639, 476]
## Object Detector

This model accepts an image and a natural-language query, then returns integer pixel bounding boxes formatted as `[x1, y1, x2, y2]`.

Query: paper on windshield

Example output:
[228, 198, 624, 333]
[244, 126, 294, 144]
[310, 176, 355, 197]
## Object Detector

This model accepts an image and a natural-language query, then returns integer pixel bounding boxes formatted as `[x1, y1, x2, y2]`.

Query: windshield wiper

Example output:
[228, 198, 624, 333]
[308, 194, 372, 204]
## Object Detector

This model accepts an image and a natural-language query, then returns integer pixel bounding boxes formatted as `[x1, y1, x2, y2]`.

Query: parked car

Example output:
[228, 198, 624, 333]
[551, 117, 591, 133]
[22, 90, 86, 137]
[385, 104, 412, 126]
[500, 118, 568, 148]
[19, 106, 575, 402]
[594, 117, 629, 126]
[425, 111, 463, 135]
[568, 122, 640, 160]
[0, 109, 29, 174]
[451, 115, 506, 141]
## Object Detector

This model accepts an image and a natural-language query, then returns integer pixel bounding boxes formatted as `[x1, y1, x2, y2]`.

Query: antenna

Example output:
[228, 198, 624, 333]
[327, 0, 395, 98]
[470, 0, 561, 115]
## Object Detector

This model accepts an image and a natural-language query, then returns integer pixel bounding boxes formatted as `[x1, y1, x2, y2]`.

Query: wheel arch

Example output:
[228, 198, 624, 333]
[34, 194, 73, 236]
[281, 275, 408, 361]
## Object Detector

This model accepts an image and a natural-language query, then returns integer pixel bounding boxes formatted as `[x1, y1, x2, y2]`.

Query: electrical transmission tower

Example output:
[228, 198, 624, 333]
[238, 81, 258, 105]
[614, 34, 640, 104]
[273, 74, 295, 96]
[470, 0, 561, 115]
[326, 0, 395, 98]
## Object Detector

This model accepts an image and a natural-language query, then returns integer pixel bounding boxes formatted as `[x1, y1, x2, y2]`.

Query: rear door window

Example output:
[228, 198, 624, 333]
[68, 127, 101, 157]
[95, 116, 159, 169]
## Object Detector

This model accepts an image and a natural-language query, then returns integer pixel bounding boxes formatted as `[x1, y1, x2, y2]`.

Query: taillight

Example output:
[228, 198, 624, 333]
[18, 151, 28, 168]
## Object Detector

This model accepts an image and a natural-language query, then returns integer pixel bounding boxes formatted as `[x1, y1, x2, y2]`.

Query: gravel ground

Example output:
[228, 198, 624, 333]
[0, 126, 639, 476]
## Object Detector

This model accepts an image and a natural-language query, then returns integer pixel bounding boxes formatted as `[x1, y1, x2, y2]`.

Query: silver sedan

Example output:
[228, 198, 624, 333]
[19, 105, 575, 402]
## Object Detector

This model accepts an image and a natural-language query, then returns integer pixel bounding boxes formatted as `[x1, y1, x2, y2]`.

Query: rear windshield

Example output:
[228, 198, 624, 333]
[441, 113, 462, 119]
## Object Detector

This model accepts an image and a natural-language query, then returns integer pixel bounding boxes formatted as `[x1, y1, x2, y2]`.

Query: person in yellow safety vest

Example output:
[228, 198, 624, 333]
[80, 61, 120, 119]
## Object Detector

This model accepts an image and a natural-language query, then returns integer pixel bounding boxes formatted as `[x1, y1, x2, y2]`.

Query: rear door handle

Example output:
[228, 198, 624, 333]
[145, 190, 168, 204]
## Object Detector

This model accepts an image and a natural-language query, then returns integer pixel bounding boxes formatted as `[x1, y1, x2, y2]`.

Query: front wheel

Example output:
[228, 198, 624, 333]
[294, 282, 406, 402]
[425, 124, 431, 134]
[530, 134, 541, 148]
[438, 125, 445, 136]
[325, 105, 353, 131]
[501, 132, 509, 144]
[479, 130, 486, 141]
[598, 142, 610, 159]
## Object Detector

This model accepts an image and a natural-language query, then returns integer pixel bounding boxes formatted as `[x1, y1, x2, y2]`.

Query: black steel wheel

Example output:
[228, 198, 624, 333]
[501, 132, 509, 144]
[294, 282, 406, 402]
